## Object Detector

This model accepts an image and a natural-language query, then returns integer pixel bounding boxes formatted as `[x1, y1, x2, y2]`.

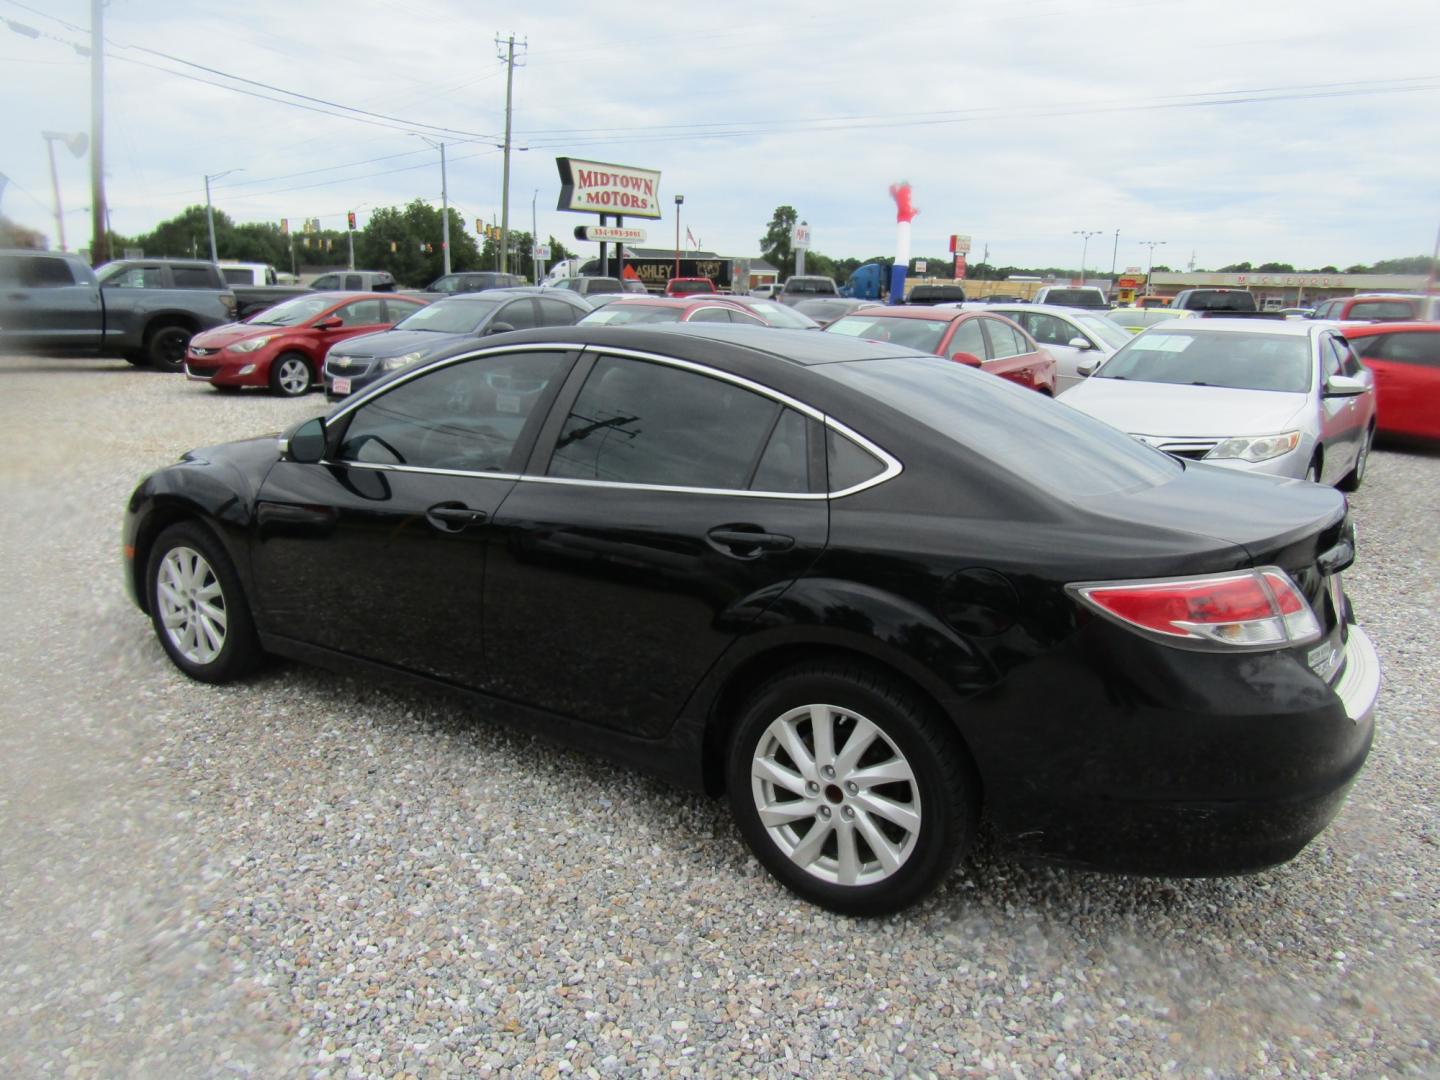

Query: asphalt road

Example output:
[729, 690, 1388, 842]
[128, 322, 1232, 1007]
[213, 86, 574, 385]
[1, 355, 1435, 1077]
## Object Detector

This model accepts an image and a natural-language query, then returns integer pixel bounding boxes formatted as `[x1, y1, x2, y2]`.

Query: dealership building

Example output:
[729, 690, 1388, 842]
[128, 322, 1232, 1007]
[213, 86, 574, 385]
[1144, 271, 1431, 308]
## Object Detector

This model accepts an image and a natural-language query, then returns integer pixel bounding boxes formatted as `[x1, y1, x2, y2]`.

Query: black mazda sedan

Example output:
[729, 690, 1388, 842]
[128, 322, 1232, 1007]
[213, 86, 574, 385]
[123, 324, 1380, 915]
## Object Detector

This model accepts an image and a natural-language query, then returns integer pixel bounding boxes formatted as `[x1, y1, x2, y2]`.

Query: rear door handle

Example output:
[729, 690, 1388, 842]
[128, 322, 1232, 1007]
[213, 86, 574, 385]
[706, 525, 795, 558]
[426, 502, 487, 532]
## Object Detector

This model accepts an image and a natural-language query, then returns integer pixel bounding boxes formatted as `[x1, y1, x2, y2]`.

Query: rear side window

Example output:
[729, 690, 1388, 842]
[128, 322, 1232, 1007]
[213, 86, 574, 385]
[496, 299, 539, 330]
[344, 275, 362, 290]
[171, 266, 216, 288]
[17, 256, 77, 287]
[548, 356, 781, 490]
[826, 428, 885, 493]
[537, 298, 581, 325]
[751, 408, 811, 493]
[221, 267, 251, 284]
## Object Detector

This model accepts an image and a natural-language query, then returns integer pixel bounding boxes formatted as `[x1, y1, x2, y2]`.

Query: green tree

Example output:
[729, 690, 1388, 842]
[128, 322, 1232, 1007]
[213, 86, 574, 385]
[760, 206, 799, 279]
[0, 215, 46, 249]
[1255, 262, 1295, 273]
[1370, 255, 1432, 274]
[354, 201, 481, 286]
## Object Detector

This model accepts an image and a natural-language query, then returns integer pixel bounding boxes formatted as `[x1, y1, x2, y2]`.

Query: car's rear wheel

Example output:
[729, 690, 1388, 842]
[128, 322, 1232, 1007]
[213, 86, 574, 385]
[269, 352, 314, 396]
[145, 522, 260, 683]
[1338, 426, 1373, 492]
[145, 322, 192, 373]
[726, 664, 978, 916]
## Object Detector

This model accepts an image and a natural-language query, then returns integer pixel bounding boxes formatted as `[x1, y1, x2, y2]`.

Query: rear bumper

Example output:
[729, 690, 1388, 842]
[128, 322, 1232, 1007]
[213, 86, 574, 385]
[979, 618, 1381, 876]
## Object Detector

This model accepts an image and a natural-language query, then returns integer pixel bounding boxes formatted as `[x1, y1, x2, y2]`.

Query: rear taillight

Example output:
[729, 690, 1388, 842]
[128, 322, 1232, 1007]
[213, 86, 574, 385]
[1069, 568, 1321, 649]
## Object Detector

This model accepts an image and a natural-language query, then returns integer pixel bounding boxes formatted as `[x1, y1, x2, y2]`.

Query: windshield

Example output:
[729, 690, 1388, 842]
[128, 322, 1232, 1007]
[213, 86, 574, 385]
[393, 298, 500, 334]
[1096, 330, 1313, 392]
[826, 315, 948, 353]
[580, 304, 685, 325]
[668, 280, 713, 294]
[1073, 314, 1133, 350]
[826, 356, 1180, 498]
[741, 301, 818, 328]
[1041, 289, 1104, 307]
[248, 296, 332, 326]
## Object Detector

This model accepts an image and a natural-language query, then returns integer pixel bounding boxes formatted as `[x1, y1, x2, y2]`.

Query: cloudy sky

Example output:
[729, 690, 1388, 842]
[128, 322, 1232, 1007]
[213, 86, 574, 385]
[3, 0, 1438, 272]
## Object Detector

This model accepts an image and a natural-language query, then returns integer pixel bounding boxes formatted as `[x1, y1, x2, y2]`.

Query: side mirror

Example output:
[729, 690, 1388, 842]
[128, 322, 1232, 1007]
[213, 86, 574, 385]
[1067, 336, 1092, 350]
[282, 417, 327, 463]
[1076, 359, 1101, 377]
[949, 351, 983, 367]
[1324, 374, 1367, 397]
[485, 321, 517, 336]
[315, 317, 343, 330]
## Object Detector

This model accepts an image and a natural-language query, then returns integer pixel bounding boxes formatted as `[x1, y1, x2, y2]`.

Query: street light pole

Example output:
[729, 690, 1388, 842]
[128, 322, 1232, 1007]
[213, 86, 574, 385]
[203, 168, 242, 264]
[1140, 241, 1167, 298]
[1072, 229, 1101, 284]
[674, 194, 684, 279]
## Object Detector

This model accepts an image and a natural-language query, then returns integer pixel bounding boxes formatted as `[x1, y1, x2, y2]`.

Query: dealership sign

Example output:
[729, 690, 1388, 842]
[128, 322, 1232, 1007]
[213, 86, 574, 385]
[556, 158, 663, 219]
[576, 225, 648, 243]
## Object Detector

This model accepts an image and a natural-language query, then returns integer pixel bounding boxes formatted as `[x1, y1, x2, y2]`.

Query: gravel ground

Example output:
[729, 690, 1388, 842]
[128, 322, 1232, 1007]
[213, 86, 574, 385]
[0, 354, 1435, 1078]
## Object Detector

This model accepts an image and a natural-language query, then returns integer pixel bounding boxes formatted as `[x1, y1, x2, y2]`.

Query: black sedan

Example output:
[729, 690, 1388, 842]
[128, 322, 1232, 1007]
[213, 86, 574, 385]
[322, 288, 590, 399]
[123, 325, 1380, 915]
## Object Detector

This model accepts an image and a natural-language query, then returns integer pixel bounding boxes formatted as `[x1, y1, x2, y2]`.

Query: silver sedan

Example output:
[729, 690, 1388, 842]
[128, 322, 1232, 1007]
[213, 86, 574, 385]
[1061, 318, 1376, 489]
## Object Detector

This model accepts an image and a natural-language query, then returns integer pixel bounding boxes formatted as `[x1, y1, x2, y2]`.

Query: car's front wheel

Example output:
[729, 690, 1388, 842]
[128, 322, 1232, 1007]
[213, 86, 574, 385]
[726, 664, 978, 916]
[1338, 426, 1373, 492]
[269, 352, 314, 396]
[145, 522, 260, 683]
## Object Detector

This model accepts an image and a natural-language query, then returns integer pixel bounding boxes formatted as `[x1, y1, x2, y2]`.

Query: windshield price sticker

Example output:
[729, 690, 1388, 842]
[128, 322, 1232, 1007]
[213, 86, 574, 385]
[1144, 335, 1194, 353]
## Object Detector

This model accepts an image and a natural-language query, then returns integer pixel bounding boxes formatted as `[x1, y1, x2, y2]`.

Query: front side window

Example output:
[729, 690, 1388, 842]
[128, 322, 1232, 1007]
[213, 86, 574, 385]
[338, 351, 570, 473]
[1364, 331, 1440, 368]
[947, 319, 985, 358]
[495, 300, 539, 330]
[548, 356, 782, 490]
[334, 299, 386, 326]
[1347, 300, 1415, 321]
[981, 318, 1027, 359]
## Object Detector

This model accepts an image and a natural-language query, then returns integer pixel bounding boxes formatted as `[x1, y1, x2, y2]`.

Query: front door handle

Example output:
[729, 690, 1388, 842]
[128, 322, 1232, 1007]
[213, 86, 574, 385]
[706, 525, 795, 558]
[425, 502, 487, 532]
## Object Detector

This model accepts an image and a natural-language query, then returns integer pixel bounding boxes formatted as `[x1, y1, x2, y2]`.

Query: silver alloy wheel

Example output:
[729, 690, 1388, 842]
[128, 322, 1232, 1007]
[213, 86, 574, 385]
[750, 703, 921, 886]
[276, 356, 311, 395]
[1354, 430, 1371, 481]
[156, 545, 227, 665]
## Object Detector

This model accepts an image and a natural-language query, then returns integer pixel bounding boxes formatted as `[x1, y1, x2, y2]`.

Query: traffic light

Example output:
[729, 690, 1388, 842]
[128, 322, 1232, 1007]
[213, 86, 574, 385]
[347, 211, 357, 230]
[476, 218, 484, 234]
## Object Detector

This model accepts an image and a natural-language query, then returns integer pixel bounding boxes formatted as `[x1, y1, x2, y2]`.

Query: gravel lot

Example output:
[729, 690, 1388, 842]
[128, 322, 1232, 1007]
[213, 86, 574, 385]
[1, 355, 1436, 1078]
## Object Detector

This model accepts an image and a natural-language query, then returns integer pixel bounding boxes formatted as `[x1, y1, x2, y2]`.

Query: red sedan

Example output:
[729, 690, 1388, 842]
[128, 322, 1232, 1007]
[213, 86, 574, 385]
[184, 292, 428, 396]
[823, 306, 1058, 394]
[1342, 322, 1440, 441]
[579, 296, 780, 327]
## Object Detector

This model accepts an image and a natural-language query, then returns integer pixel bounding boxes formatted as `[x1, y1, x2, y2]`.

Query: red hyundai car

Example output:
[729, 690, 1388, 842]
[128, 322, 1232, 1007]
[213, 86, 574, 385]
[823, 306, 1058, 394]
[184, 292, 428, 396]
[1342, 322, 1440, 441]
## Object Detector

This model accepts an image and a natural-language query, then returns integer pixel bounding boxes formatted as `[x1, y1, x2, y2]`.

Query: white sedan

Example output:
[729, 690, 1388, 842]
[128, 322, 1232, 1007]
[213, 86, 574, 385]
[977, 304, 1133, 394]
[1061, 319, 1376, 489]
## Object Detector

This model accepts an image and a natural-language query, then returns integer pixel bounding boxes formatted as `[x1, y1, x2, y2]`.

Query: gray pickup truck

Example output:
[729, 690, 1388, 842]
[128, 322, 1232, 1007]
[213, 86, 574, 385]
[0, 251, 238, 371]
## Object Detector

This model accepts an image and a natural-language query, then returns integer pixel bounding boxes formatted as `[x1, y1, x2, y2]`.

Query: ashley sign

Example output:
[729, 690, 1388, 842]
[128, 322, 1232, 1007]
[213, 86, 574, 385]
[556, 158, 663, 220]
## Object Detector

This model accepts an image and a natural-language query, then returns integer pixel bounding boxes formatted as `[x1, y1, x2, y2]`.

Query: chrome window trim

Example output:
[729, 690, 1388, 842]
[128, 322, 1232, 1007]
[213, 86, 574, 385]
[315, 340, 903, 499]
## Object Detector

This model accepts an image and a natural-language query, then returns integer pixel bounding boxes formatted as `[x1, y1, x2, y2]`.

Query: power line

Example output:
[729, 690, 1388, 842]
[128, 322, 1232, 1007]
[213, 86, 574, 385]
[1, 0, 499, 141]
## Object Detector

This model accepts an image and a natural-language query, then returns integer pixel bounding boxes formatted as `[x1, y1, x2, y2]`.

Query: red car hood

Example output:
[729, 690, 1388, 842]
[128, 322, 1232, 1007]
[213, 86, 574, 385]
[190, 322, 294, 348]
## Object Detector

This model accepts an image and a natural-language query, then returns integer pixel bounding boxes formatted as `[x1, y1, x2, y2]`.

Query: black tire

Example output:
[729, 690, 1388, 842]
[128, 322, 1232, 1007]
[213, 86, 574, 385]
[145, 322, 193, 373]
[1304, 452, 1323, 485]
[145, 522, 260, 684]
[726, 664, 979, 916]
[123, 351, 149, 367]
[1337, 426, 1373, 492]
[269, 352, 314, 397]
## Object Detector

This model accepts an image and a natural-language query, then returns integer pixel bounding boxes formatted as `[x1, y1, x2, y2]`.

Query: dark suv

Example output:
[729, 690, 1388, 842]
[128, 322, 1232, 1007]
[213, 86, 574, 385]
[420, 271, 525, 296]
[906, 284, 967, 305]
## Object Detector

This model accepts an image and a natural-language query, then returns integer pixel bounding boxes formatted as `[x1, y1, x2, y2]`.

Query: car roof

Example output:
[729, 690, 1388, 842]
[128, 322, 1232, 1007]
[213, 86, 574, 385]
[442, 322, 929, 367]
[598, 296, 733, 309]
[304, 290, 421, 301]
[983, 303, 1099, 316]
[430, 287, 542, 302]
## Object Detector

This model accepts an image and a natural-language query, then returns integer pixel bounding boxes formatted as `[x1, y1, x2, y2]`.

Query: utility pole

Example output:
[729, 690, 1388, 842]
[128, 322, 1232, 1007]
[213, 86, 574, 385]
[495, 34, 527, 274]
[1072, 229, 1101, 284]
[89, 0, 109, 265]
[1139, 240, 1167, 297]
[412, 135, 451, 275]
[204, 169, 242, 264]
[1110, 228, 1119, 278]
